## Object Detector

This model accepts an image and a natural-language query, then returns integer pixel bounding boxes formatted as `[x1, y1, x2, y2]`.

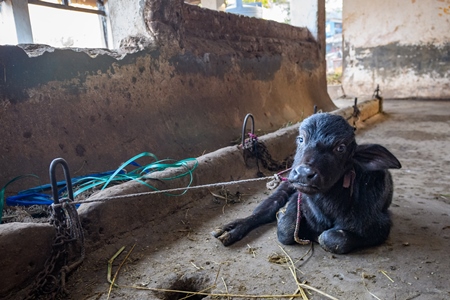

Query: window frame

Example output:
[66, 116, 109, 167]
[28, 0, 106, 16]
[1, 0, 109, 48]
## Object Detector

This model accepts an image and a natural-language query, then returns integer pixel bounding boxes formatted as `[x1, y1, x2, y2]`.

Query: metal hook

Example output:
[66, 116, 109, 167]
[374, 84, 381, 99]
[49, 158, 74, 206]
[351, 97, 361, 129]
[313, 105, 322, 114]
[241, 113, 255, 150]
[352, 98, 360, 117]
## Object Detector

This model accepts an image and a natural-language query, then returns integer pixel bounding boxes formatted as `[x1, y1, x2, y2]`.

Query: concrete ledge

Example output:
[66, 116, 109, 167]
[0, 223, 54, 296]
[78, 98, 381, 248]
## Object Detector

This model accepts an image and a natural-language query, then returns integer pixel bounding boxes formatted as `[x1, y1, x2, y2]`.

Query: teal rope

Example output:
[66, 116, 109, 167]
[1, 153, 198, 222]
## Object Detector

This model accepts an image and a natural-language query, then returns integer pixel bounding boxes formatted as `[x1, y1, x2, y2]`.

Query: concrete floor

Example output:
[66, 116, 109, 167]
[52, 99, 449, 300]
[5, 99, 449, 300]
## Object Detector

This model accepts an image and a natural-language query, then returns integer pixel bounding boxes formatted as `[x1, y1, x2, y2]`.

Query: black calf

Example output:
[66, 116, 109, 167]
[212, 113, 401, 254]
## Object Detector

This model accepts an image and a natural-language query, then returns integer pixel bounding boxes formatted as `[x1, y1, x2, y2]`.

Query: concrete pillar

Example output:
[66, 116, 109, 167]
[0, 1, 18, 44]
[202, 0, 225, 11]
[290, 0, 328, 98]
[1, 0, 34, 44]
[290, 0, 326, 55]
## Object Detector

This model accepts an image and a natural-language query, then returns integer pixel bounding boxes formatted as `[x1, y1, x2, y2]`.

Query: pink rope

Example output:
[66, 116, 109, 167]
[294, 192, 311, 245]
[276, 167, 291, 181]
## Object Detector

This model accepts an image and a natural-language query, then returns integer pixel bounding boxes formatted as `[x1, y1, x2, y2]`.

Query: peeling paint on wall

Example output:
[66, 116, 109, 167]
[343, 0, 450, 99]
[349, 43, 450, 76]
[0, 45, 160, 102]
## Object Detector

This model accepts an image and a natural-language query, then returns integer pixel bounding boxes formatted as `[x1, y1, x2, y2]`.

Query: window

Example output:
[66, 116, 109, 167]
[0, 0, 109, 48]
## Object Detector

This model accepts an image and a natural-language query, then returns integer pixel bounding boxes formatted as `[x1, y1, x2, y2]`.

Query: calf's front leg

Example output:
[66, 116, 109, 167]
[212, 182, 296, 246]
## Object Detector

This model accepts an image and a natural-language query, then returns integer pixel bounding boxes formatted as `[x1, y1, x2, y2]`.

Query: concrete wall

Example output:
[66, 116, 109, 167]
[342, 0, 450, 99]
[108, 0, 151, 49]
[0, 0, 334, 192]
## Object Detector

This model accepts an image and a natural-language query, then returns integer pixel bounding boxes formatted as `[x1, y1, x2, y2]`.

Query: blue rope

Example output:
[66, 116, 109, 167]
[5, 170, 124, 206]
[1, 153, 198, 221]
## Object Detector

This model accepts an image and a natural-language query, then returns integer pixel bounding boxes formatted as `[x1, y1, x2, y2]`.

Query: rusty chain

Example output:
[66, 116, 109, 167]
[24, 199, 85, 299]
[24, 158, 85, 300]
[241, 113, 293, 177]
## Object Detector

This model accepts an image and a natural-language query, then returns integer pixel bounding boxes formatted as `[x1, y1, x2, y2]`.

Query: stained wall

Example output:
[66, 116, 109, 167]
[342, 0, 450, 99]
[0, 0, 333, 190]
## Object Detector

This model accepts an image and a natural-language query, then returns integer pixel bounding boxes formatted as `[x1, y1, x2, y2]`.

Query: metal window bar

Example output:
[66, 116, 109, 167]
[28, 0, 106, 16]
[27, 0, 109, 48]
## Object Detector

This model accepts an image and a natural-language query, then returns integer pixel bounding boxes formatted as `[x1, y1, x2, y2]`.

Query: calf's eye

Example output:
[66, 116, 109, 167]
[336, 144, 346, 153]
[297, 136, 304, 144]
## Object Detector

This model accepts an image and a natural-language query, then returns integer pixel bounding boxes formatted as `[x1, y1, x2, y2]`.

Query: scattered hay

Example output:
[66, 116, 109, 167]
[268, 252, 289, 265]
[361, 272, 381, 300]
[379, 270, 394, 283]
[103, 243, 339, 299]
[1, 205, 49, 223]
[246, 244, 258, 257]
[210, 187, 242, 204]
[210, 187, 244, 214]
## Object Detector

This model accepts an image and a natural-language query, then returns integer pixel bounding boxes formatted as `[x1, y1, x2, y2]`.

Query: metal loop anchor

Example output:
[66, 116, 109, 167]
[351, 97, 361, 129]
[313, 105, 322, 114]
[352, 97, 361, 118]
[373, 84, 382, 100]
[49, 158, 74, 218]
[241, 113, 255, 150]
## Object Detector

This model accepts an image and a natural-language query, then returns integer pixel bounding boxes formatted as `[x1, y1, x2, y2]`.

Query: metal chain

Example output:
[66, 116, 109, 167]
[255, 140, 293, 172]
[243, 136, 293, 174]
[25, 200, 85, 300]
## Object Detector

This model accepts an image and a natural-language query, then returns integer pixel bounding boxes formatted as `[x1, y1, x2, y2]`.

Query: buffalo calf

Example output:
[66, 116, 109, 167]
[212, 113, 401, 254]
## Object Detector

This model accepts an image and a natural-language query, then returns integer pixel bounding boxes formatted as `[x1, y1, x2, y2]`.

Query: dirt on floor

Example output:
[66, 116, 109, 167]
[9, 99, 450, 300]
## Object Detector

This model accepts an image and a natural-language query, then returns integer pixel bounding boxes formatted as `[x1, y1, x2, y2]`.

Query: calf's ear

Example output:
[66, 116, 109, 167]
[354, 144, 402, 171]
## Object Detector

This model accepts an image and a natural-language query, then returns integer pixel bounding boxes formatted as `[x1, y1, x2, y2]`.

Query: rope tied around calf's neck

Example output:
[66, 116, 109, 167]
[293, 168, 356, 245]
[294, 192, 311, 245]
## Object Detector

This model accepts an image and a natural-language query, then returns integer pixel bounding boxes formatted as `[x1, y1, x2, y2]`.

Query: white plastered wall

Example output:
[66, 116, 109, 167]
[107, 0, 152, 49]
[342, 0, 450, 99]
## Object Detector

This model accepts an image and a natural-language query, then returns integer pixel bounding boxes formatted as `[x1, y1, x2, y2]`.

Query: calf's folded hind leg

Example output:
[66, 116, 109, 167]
[319, 223, 391, 254]
[318, 229, 362, 254]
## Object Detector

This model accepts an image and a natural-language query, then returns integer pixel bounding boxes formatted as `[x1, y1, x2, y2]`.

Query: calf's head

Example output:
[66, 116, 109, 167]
[288, 113, 401, 194]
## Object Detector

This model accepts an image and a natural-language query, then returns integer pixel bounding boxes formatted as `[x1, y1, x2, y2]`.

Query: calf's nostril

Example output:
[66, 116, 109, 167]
[294, 166, 317, 181]
[306, 172, 316, 180]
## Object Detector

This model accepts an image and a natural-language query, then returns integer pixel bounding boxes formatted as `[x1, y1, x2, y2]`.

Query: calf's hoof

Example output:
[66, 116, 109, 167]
[211, 229, 234, 246]
[318, 229, 355, 254]
[211, 219, 249, 247]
